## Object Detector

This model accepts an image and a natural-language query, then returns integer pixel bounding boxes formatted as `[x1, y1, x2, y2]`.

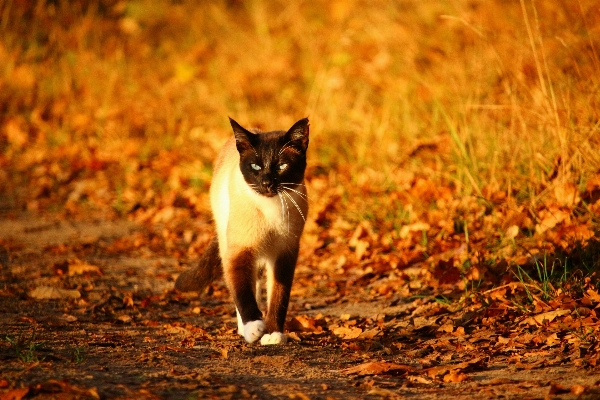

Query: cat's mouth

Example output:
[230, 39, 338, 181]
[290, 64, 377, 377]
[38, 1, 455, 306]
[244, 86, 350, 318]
[259, 188, 278, 197]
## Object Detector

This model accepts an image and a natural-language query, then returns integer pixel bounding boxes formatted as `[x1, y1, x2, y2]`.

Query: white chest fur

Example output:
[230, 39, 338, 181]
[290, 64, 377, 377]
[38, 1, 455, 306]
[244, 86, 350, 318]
[243, 185, 285, 229]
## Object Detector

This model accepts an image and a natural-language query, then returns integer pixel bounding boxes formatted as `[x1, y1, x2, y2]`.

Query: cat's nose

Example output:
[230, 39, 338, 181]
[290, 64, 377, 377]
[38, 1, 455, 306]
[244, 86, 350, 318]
[262, 177, 277, 194]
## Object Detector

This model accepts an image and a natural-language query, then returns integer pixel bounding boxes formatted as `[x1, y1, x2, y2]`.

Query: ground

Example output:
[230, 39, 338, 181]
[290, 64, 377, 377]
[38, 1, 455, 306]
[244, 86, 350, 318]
[1, 214, 599, 400]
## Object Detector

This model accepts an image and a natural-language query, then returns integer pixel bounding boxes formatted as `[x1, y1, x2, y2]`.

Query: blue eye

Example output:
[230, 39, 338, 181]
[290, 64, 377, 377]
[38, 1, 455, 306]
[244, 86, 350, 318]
[278, 164, 288, 171]
[251, 163, 261, 171]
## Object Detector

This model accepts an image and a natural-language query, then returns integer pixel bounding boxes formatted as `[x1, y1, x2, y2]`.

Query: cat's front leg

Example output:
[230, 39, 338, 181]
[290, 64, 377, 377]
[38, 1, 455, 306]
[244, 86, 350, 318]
[262, 248, 298, 345]
[225, 249, 264, 343]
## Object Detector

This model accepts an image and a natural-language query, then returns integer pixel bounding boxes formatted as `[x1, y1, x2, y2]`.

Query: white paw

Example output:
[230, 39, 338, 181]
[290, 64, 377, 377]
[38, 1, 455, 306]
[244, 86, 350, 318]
[260, 332, 287, 345]
[242, 320, 265, 343]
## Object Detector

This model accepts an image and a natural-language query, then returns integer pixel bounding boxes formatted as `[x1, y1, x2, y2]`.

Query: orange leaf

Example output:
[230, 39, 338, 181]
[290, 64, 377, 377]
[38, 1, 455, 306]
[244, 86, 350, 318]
[425, 358, 486, 379]
[443, 370, 468, 383]
[342, 362, 414, 376]
[333, 326, 362, 340]
[0, 387, 29, 400]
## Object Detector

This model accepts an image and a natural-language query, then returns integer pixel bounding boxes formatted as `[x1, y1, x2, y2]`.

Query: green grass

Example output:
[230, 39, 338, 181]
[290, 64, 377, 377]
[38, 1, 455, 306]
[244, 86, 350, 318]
[5, 331, 46, 363]
[71, 346, 88, 364]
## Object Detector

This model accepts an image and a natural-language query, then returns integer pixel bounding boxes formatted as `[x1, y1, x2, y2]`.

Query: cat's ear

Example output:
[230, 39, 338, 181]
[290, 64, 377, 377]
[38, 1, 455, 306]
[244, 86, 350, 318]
[285, 117, 309, 152]
[229, 117, 258, 155]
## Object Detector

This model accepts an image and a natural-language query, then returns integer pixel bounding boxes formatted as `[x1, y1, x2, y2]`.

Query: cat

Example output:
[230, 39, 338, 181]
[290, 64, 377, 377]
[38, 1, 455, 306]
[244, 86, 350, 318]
[175, 117, 309, 345]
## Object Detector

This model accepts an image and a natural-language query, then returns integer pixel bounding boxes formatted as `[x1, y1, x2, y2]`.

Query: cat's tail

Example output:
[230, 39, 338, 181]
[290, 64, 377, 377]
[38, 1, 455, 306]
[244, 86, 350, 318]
[175, 236, 222, 292]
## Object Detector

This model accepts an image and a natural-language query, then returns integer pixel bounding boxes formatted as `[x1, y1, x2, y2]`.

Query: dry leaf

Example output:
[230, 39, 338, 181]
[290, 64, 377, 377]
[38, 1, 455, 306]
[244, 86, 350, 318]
[413, 316, 439, 329]
[342, 361, 414, 376]
[519, 309, 571, 326]
[535, 209, 570, 234]
[443, 370, 468, 383]
[570, 384, 586, 395]
[368, 388, 402, 398]
[545, 333, 560, 346]
[425, 358, 486, 379]
[62, 314, 78, 323]
[505, 225, 519, 240]
[399, 222, 430, 239]
[289, 315, 318, 332]
[333, 326, 362, 340]
[0, 387, 29, 400]
[437, 323, 454, 333]
[68, 259, 101, 276]
[586, 289, 600, 303]
[358, 328, 381, 340]
[29, 286, 81, 300]
[407, 375, 434, 385]
[553, 182, 580, 207]
[117, 315, 132, 323]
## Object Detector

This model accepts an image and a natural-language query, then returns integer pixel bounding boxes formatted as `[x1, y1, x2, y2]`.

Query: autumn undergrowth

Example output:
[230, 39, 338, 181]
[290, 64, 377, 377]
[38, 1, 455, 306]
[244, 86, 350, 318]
[1, 1, 599, 313]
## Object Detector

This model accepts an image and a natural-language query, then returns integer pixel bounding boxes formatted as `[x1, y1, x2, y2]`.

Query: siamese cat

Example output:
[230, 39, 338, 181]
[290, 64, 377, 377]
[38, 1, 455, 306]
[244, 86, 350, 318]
[175, 117, 309, 345]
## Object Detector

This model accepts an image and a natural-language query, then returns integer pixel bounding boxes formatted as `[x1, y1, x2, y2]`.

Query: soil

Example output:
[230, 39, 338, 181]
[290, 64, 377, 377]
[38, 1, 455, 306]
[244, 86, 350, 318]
[1, 213, 599, 400]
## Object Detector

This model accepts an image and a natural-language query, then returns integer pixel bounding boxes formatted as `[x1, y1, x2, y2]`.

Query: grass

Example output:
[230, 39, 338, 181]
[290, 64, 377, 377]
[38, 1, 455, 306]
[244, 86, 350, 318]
[5, 331, 46, 363]
[71, 346, 88, 364]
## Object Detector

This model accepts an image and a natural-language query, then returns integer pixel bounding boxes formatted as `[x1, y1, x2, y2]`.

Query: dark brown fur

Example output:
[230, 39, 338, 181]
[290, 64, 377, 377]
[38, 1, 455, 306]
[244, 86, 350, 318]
[174, 237, 221, 292]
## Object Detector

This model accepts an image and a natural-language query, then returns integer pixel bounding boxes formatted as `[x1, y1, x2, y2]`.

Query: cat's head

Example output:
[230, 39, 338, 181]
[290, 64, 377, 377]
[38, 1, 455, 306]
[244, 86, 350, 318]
[229, 117, 309, 197]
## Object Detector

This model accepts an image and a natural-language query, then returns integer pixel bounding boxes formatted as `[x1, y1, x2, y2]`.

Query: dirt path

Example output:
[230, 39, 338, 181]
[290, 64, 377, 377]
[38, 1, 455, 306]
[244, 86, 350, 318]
[1, 214, 599, 399]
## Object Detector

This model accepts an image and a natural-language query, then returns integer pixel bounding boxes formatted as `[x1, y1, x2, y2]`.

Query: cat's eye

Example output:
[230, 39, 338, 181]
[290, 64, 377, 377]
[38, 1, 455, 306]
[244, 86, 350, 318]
[250, 163, 261, 171]
[278, 164, 288, 171]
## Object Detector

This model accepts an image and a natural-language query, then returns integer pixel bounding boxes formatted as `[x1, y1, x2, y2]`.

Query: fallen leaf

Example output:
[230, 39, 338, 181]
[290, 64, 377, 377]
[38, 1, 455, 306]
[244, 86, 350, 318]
[368, 388, 402, 398]
[434, 258, 461, 285]
[519, 309, 571, 326]
[570, 384, 586, 395]
[413, 316, 439, 329]
[117, 315, 132, 323]
[62, 314, 78, 323]
[333, 326, 362, 340]
[586, 289, 600, 303]
[358, 328, 381, 340]
[425, 358, 486, 379]
[545, 333, 560, 346]
[407, 375, 434, 385]
[342, 361, 414, 376]
[505, 225, 520, 240]
[0, 387, 29, 400]
[554, 182, 580, 207]
[289, 315, 319, 332]
[549, 382, 571, 395]
[29, 286, 81, 300]
[68, 259, 102, 276]
[443, 370, 468, 383]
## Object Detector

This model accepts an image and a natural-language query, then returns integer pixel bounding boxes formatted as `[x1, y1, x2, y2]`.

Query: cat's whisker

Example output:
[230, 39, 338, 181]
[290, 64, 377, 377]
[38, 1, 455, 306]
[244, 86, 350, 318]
[281, 185, 309, 202]
[282, 191, 306, 223]
[277, 191, 286, 224]
[279, 182, 306, 187]
[278, 190, 290, 233]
